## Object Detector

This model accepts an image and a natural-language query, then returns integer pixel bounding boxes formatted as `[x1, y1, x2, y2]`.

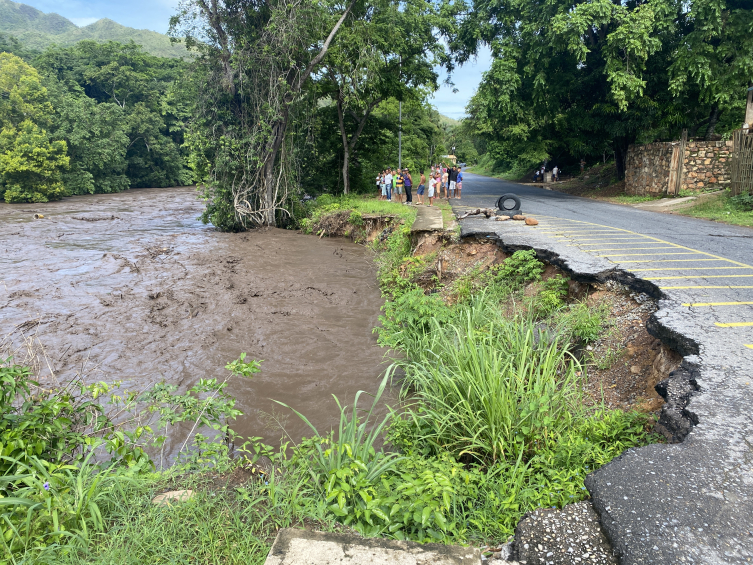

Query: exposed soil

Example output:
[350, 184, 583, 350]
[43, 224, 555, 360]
[0, 187, 391, 457]
[398, 233, 681, 417]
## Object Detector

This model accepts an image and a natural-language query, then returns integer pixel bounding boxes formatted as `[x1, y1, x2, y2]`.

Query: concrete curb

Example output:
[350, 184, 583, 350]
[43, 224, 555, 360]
[264, 528, 481, 565]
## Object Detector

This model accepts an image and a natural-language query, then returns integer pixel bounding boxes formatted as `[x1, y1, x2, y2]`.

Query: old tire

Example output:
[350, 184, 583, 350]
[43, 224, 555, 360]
[497, 194, 521, 212]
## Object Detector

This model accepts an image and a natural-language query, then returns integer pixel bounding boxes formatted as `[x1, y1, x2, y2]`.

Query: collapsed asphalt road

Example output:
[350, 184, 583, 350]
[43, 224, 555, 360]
[453, 173, 753, 564]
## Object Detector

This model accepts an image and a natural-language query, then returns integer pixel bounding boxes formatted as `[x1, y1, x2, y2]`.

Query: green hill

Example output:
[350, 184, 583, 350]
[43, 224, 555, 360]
[0, 0, 189, 58]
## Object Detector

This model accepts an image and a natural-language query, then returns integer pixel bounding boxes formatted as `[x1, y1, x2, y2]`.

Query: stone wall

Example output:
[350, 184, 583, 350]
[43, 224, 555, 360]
[683, 140, 732, 190]
[625, 142, 676, 196]
[625, 139, 733, 195]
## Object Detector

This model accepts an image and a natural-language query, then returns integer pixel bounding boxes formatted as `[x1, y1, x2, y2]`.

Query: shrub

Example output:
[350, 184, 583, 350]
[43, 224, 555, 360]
[556, 301, 608, 344]
[492, 249, 544, 288]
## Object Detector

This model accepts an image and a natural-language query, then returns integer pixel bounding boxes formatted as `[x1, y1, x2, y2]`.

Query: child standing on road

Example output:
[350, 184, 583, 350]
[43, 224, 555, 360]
[417, 172, 426, 205]
[427, 173, 436, 206]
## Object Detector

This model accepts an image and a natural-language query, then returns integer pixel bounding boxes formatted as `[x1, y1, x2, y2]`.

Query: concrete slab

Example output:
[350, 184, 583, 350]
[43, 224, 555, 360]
[411, 205, 443, 232]
[264, 528, 481, 565]
[633, 196, 697, 210]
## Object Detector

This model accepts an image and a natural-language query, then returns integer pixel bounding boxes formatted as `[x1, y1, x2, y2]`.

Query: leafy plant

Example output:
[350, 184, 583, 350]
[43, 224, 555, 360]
[555, 301, 608, 344]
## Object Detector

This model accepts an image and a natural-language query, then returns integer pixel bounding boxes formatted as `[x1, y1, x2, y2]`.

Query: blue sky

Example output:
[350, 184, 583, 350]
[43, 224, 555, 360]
[22, 0, 491, 119]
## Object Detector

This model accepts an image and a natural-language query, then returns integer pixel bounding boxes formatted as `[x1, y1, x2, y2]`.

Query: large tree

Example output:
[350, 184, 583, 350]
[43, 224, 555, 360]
[170, 0, 358, 229]
[321, 0, 440, 193]
[0, 53, 68, 203]
[452, 0, 752, 178]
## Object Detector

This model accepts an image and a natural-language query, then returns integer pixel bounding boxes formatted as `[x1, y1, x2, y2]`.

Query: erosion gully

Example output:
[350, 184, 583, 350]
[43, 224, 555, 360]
[0, 187, 391, 456]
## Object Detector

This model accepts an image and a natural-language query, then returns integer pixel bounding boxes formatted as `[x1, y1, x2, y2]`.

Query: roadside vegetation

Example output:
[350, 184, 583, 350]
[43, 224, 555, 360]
[2, 196, 660, 563]
[677, 190, 753, 228]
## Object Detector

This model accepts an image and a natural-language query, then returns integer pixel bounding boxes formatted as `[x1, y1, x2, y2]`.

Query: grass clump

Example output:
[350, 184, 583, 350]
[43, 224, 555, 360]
[678, 190, 753, 227]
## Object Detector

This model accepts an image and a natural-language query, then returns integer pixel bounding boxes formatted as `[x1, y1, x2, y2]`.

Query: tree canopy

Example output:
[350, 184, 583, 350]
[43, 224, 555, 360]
[454, 0, 753, 177]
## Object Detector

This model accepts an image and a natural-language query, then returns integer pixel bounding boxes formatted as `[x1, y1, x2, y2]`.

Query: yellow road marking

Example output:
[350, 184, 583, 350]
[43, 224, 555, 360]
[534, 217, 753, 269]
[661, 286, 753, 289]
[579, 247, 679, 252]
[647, 275, 753, 280]
[638, 267, 753, 272]
[556, 237, 650, 242]
[715, 322, 753, 328]
[620, 259, 727, 263]
[682, 302, 753, 307]
[577, 242, 672, 247]
[746, 344, 753, 349]
[600, 252, 700, 257]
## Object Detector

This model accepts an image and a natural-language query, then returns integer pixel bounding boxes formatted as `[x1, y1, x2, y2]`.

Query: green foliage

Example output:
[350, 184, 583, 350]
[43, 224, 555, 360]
[731, 192, 753, 212]
[456, 0, 752, 177]
[377, 288, 453, 350]
[45, 80, 130, 195]
[35, 41, 193, 191]
[0, 354, 262, 561]
[555, 302, 609, 344]
[393, 300, 584, 463]
[492, 250, 544, 288]
[0, 120, 68, 202]
[528, 275, 569, 318]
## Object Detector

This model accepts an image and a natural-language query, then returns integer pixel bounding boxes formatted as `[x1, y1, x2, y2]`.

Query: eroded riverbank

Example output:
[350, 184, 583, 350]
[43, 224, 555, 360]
[1, 187, 390, 453]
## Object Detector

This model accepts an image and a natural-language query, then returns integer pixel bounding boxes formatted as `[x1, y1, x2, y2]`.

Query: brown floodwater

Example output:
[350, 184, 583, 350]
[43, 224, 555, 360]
[0, 187, 391, 457]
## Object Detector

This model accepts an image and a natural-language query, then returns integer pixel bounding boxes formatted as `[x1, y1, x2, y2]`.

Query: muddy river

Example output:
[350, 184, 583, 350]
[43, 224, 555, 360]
[1, 187, 391, 456]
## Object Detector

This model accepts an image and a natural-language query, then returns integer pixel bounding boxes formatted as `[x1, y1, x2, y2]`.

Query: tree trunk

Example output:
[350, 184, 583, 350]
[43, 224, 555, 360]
[263, 115, 288, 226]
[335, 92, 350, 195]
[613, 137, 629, 180]
[705, 105, 721, 140]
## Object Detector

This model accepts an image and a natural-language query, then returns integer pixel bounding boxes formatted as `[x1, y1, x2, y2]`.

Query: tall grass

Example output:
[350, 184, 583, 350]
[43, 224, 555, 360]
[393, 296, 584, 463]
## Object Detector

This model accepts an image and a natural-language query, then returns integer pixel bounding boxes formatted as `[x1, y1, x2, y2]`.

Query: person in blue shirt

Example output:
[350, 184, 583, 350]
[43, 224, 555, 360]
[456, 167, 463, 200]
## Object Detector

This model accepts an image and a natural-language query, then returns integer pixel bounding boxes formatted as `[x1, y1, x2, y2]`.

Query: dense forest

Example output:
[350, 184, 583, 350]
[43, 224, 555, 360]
[0, 0, 750, 225]
[458, 0, 753, 178]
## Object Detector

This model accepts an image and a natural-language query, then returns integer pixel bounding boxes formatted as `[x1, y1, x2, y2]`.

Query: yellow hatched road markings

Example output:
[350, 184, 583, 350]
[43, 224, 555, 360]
[556, 237, 650, 242]
[537, 230, 624, 234]
[600, 252, 700, 257]
[661, 285, 753, 290]
[577, 242, 671, 247]
[620, 259, 728, 263]
[533, 216, 753, 269]
[682, 301, 753, 307]
[638, 267, 753, 272]
[579, 247, 679, 252]
[715, 322, 753, 328]
[647, 275, 753, 280]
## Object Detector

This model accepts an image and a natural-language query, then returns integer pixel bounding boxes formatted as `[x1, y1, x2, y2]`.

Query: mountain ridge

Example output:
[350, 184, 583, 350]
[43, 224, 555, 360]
[0, 0, 188, 58]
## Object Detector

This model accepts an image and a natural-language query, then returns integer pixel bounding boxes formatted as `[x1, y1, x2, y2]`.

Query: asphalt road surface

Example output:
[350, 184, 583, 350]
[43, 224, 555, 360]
[456, 172, 753, 265]
[453, 172, 753, 564]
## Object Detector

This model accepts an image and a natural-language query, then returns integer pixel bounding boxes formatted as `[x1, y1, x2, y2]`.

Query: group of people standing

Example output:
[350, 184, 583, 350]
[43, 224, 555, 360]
[376, 164, 463, 207]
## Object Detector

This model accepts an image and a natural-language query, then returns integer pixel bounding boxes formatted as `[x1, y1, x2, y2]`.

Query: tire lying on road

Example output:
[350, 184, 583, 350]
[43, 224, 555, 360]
[496, 194, 521, 212]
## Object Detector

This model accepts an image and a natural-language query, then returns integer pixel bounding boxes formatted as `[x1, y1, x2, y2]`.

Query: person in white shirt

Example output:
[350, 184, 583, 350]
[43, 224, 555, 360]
[552, 166, 559, 181]
[384, 170, 393, 201]
[427, 173, 437, 206]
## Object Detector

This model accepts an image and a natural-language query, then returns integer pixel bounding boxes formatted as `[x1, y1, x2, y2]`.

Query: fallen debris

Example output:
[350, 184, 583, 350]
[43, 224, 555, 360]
[152, 489, 194, 506]
[458, 208, 497, 219]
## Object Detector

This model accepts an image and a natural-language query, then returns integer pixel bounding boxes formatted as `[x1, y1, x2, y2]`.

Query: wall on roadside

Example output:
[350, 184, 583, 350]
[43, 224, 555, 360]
[625, 140, 733, 195]
[625, 142, 675, 196]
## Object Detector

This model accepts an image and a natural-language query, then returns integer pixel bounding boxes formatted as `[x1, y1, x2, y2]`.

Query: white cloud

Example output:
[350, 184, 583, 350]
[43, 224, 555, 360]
[69, 16, 100, 27]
